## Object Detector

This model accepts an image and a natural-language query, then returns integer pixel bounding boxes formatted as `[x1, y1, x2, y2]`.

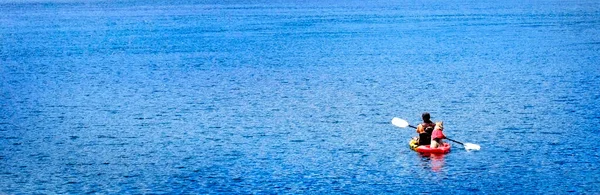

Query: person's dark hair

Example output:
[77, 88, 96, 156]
[422, 112, 432, 123]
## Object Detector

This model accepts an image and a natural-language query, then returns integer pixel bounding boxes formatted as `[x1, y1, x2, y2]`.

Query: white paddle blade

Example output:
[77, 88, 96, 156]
[464, 143, 481, 151]
[391, 117, 409, 128]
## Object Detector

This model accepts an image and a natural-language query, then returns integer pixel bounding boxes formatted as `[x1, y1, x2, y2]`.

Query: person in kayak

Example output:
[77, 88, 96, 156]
[414, 112, 436, 145]
[431, 121, 446, 148]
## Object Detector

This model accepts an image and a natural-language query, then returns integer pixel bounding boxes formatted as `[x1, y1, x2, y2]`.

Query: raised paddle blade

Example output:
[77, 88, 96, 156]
[391, 117, 409, 128]
[464, 143, 481, 151]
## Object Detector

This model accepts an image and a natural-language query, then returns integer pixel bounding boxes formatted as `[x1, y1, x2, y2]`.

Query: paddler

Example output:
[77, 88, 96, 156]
[414, 112, 435, 145]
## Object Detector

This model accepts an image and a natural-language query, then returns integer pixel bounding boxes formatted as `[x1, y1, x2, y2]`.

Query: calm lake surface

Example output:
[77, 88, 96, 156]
[1, 0, 600, 194]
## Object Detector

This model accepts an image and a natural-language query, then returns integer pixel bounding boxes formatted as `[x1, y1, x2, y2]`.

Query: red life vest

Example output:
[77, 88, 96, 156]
[432, 128, 445, 140]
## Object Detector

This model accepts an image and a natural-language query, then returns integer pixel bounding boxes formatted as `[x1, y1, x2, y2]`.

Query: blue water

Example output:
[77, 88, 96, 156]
[2, 0, 600, 194]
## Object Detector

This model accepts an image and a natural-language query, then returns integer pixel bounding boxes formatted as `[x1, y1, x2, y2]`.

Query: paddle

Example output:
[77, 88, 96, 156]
[391, 117, 481, 151]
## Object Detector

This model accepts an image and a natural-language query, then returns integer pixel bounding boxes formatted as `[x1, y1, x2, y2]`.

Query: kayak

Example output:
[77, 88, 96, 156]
[409, 139, 451, 154]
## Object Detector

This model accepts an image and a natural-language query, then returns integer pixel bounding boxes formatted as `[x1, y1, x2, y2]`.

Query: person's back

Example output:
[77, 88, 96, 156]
[418, 126, 433, 145]
[416, 112, 435, 145]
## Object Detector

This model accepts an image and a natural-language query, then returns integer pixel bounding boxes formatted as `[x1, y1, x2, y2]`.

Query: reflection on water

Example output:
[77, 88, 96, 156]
[419, 153, 446, 172]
